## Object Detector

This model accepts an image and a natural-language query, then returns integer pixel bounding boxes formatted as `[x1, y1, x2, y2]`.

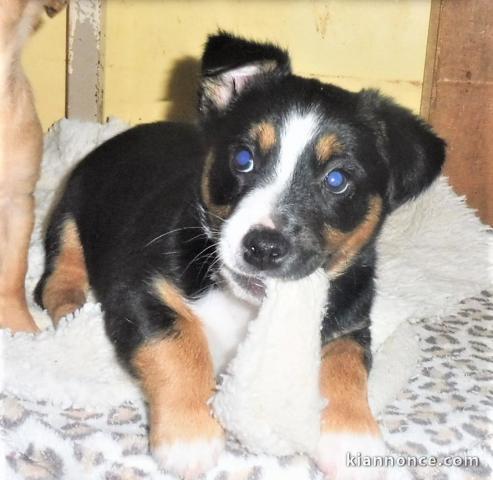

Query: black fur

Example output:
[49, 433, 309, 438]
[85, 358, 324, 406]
[35, 32, 445, 375]
[201, 31, 291, 77]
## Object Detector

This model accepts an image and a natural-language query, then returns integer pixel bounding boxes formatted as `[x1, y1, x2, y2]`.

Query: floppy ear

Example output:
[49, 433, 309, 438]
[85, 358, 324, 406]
[199, 32, 291, 117]
[359, 90, 446, 211]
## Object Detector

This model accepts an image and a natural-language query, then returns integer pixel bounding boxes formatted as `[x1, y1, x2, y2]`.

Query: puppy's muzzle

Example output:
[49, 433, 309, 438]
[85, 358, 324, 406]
[242, 228, 291, 271]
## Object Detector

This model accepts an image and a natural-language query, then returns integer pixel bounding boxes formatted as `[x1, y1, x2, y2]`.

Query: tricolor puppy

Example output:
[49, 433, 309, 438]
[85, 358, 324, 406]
[35, 33, 445, 479]
[0, 0, 66, 332]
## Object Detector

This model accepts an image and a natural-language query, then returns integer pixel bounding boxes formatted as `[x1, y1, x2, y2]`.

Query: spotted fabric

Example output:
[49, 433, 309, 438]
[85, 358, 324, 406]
[3, 291, 492, 479]
[379, 291, 493, 480]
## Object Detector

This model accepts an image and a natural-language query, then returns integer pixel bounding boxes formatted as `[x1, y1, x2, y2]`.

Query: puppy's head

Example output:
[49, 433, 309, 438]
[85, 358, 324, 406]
[199, 32, 445, 304]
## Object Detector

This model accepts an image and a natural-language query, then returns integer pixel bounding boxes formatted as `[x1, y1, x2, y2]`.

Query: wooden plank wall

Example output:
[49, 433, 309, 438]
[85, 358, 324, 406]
[66, 0, 105, 122]
[423, 0, 493, 226]
[32, 0, 493, 229]
[30, 1, 432, 128]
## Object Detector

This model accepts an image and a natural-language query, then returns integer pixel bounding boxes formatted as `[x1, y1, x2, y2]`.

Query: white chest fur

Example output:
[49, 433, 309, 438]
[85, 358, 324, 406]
[187, 288, 257, 374]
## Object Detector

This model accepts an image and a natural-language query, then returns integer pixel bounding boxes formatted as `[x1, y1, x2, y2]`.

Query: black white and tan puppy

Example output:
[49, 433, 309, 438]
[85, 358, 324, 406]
[35, 33, 445, 479]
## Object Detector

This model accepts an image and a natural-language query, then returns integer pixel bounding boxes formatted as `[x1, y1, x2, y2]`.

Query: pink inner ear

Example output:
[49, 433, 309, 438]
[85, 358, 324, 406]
[214, 64, 265, 109]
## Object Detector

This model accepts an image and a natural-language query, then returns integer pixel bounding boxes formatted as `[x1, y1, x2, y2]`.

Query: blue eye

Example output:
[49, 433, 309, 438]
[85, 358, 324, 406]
[324, 169, 349, 193]
[233, 149, 254, 173]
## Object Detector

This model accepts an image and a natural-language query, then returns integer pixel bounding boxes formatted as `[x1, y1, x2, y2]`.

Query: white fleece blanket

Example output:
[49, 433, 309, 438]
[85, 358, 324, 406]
[1, 119, 492, 480]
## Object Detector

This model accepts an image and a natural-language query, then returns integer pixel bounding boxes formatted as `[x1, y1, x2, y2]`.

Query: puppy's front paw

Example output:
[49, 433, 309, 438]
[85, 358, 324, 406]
[150, 407, 224, 479]
[316, 431, 387, 480]
[153, 436, 224, 480]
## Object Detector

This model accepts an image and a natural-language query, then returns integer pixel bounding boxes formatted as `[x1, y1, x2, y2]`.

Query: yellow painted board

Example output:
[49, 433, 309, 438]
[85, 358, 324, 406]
[23, 12, 67, 131]
[23, 1, 432, 128]
[104, 0, 431, 124]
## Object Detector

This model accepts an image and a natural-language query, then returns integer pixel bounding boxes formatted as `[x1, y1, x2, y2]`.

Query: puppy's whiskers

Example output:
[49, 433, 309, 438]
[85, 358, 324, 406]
[184, 231, 212, 244]
[200, 251, 222, 280]
[181, 242, 219, 277]
[207, 210, 226, 224]
[143, 226, 203, 249]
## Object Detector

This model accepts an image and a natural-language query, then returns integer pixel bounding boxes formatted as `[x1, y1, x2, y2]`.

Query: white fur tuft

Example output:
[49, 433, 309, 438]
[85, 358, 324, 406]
[315, 432, 388, 480]
[188, 288, 256, 375]
[152, 437, 224, 479]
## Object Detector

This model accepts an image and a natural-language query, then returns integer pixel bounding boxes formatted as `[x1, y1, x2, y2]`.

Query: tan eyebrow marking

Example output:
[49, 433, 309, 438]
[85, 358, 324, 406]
[250, 121, 277, 154]
[315, 133, 342, 164]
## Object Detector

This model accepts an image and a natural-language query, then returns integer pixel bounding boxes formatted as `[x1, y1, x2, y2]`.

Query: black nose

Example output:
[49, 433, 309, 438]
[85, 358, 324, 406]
[242, 228, 290, 271]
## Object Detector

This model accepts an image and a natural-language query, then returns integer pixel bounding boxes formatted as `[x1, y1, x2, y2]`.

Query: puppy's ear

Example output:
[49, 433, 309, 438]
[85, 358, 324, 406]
[359, 90, 446, 211]
[199, 32, 291, 117]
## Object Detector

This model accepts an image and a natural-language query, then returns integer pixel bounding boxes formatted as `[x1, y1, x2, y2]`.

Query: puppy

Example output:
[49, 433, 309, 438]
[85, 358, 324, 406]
[0, 0, 66, 332]
[35, 33, 445, 479]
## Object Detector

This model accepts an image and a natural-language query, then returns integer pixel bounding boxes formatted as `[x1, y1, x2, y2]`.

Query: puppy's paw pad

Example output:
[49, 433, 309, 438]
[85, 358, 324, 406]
[316, 432, 386, 480]
[153, 436, 224, 479]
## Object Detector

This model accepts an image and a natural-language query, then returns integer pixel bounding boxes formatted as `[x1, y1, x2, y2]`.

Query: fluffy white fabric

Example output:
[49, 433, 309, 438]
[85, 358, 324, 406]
[213, 270, 329, 456]
[371, 176, 492, 349]
[2, 118, 491, 460]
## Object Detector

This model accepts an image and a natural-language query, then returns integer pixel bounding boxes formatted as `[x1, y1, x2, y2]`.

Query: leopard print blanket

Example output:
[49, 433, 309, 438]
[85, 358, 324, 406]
[3, 291, 492, 480]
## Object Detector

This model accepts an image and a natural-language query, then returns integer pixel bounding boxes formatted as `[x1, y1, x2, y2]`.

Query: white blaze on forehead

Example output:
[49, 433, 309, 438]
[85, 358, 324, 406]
[276, 111, 320, 190]
[220, 110, 319, 273]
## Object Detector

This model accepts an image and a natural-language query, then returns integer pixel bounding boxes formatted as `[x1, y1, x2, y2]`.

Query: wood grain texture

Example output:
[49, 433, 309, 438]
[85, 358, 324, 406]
[66, 0, 105, 122]
[420, 0, 443, 120]
[424, 0, 493, 226]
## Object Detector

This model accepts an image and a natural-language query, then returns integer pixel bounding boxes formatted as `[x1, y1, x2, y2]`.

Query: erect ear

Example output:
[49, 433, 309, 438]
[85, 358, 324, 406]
[199, 32, 291, 117]
[359, 90, 446, 211]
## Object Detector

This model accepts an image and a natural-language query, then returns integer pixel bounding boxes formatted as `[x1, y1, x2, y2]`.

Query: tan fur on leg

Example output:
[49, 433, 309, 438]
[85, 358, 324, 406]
[316, 339, 385, 479]
[320, 339, 379, 434]
[42, 219, 89, 324]
[0, 1, 45, 332]
[133, 280, 224, 478]
[0, 1, 68, 331]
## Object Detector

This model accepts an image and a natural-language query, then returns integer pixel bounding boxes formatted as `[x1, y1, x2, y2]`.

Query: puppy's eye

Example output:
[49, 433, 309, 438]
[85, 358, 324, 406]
[232, 148, 254, 173]
[324, 169, 349, 194]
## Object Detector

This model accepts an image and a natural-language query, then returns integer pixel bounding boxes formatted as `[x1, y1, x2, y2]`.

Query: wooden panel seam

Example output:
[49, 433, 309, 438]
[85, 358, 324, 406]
[66, 0, 105, 122]
[420, 0, 443, 120]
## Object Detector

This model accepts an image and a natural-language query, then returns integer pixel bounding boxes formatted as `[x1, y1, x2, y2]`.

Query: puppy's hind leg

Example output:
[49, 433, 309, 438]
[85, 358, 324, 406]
[35, 216, 89, 325]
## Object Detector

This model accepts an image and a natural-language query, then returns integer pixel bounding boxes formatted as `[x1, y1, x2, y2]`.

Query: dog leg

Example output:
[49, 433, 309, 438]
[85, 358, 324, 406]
[316, 338, 386, 480]
[39, 218, 89, 324]
[0, 191, 38, 332]
[0, 73, 42, 332]
[132, 282, 224, 479]
[0, 0, 66, 331]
